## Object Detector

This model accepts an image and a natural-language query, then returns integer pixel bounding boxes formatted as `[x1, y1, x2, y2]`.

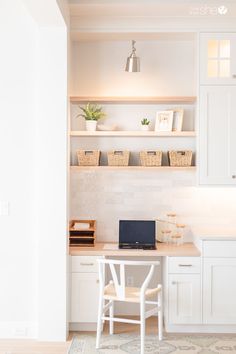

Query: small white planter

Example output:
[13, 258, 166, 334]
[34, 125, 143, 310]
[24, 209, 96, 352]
[141, 125, 150, 131]
[86, 120, 97, 131]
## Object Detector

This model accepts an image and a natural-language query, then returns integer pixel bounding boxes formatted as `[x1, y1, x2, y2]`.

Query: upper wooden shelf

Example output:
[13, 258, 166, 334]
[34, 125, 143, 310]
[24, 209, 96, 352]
[70, 96, 197, 104]
[70, 131, 196, 137]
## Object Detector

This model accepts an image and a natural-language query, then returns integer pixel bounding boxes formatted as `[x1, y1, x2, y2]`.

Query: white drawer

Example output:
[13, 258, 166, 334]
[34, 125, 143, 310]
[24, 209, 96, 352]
[203, 241, 236, 257]
[71, 256, 103, 273]
[169, 257, 201, 274]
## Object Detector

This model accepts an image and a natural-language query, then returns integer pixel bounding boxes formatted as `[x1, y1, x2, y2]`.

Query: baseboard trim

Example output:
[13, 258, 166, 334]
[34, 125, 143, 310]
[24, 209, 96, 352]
[0, 321, 37, 339]
[165, 324, 236, 333]
[69, 322, 98, 331]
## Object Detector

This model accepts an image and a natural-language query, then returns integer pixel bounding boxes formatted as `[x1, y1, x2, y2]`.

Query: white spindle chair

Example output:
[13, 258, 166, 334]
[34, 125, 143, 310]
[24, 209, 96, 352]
[96, 259, 163, 354]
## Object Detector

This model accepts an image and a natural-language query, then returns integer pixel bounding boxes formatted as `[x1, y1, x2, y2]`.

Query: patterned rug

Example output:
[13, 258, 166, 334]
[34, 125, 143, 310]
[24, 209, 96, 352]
[69, 333, 236, 354]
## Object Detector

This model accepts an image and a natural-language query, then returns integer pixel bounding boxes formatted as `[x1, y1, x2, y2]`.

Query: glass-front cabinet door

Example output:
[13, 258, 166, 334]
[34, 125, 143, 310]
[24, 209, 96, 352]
[200, 33, 236, 85]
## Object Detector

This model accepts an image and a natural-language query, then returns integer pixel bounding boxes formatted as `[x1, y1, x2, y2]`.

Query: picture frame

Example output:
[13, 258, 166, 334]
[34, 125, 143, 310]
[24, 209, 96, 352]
[172, 108, 184, 131]
[155, 111, 173, 132]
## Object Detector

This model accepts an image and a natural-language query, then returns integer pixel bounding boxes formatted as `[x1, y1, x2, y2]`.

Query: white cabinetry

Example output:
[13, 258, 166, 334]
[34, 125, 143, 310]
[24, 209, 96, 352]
[70, 256, 103, 329]
[203, 241, 236, 324]
[167, 257, 201, 325]
[199, 33, 236, 185]
[200, 33, 236, 85]
[199, 86, 236, 184]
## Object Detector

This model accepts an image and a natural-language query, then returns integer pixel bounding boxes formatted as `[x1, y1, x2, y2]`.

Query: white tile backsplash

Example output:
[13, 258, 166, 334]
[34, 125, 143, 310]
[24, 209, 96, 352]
[70, 170, 236, 242]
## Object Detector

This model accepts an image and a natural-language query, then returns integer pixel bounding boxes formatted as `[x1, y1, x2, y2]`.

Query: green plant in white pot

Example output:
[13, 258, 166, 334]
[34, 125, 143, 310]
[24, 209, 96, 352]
[141, 118, 150, 131]
[77, 103, 106, 131]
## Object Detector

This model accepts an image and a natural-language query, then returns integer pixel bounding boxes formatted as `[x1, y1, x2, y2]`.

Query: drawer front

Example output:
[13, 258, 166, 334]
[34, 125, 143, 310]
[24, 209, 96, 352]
[71, 256, 103, 273]
[203, 241, 236, 258]
[169, 257, 201, 274]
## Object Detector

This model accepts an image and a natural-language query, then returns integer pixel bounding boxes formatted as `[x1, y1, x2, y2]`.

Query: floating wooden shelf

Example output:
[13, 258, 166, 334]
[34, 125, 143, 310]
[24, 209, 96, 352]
[70, 166, 196, 171]
[70, 96, 197, 104]
[70, 131, 196, 137]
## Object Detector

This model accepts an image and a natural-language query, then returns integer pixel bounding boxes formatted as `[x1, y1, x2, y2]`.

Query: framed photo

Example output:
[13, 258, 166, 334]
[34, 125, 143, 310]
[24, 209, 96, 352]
[155, 111, 173, 132]
[172, 108, 184, 131]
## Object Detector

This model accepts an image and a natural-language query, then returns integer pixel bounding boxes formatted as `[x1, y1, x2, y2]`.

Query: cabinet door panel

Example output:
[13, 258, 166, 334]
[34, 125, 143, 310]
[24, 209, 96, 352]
[70, 272, 99, 323]
[199, 86, 236, 184]
[168, 274, 201, 324]
[203, 258, 236, 324]
[200, 33, 236, 85]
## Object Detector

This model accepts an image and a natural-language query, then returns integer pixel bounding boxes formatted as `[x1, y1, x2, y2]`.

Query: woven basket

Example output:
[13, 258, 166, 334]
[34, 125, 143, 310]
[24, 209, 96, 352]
[168, 150, 192, 167]
[107, 150, 130, 166]
[77, 150, 100, 166]
[140, 151, 162, 167]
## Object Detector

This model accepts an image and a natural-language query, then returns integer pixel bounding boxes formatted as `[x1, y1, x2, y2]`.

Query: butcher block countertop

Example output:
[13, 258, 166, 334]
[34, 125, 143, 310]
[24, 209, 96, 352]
[69, 242, 201, 257]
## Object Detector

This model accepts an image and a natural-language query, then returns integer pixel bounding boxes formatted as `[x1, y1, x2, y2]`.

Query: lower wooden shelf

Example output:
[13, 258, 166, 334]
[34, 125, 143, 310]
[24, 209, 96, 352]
[70, 166, 196, 171]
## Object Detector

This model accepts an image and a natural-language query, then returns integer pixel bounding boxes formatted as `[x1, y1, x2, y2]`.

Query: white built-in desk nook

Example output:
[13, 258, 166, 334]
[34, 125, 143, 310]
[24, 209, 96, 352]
[69, 235, 236, 334]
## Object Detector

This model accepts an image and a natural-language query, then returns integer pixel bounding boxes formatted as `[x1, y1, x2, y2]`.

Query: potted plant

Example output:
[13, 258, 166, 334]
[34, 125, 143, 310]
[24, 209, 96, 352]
[141, 118, 150, 131]
[77, 103, 106, 131]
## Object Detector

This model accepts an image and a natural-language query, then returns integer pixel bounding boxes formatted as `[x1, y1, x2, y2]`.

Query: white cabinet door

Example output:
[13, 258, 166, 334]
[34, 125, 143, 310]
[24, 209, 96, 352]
[168, 274, 201, 324]
[199, 86, 236, 184]
[200, 33, 236, 85]
[203, 258, 236, 324]
[70, 272, 100, 323]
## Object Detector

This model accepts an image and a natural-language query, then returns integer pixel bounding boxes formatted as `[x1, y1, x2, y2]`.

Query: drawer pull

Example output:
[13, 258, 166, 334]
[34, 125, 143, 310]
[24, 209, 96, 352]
[232, 175, 236, 179]
[80, 263, 94, 266]
[178, 264, 193, 267]
[232, 74, 236, 79]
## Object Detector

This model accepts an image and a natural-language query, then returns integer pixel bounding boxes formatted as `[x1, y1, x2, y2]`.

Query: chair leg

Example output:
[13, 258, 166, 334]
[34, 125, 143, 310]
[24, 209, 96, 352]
[96, 293, 103, 349]
[109, 300, 114, 335]
[140, 297, 145, 354]
[158, 284, 163, 341]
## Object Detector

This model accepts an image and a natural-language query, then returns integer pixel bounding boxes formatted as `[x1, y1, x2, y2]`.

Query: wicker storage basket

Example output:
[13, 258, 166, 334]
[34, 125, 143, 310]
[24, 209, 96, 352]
[168, 150, 192, 167]
[140, 150, 162, 167]
[77, 150, 100, 166]
[107, 150, 130, 166]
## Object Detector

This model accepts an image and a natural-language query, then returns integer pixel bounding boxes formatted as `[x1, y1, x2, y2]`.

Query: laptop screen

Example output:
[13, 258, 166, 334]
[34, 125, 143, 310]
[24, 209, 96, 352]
[119, 220, 155, 246]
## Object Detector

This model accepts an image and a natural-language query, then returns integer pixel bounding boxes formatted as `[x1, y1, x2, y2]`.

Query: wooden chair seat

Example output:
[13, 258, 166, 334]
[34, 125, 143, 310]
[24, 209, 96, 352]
[104, 283, 161, 303]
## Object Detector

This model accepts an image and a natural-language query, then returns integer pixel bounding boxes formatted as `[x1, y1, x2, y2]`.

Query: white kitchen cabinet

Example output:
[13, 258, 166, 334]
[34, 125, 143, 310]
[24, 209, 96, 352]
[200, 33, 236, 85]
[167, 257, 201, 325]
[203, 258, 236, 324]
[199, 86, 236, 184]
[168, 274, 201, 324]
[70, 256, 102, 325]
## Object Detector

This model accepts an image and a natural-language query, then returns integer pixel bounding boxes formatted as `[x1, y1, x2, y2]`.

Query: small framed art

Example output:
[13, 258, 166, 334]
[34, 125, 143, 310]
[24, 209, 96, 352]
[155, 111, 173, 132]
[172, 108, 184, 131]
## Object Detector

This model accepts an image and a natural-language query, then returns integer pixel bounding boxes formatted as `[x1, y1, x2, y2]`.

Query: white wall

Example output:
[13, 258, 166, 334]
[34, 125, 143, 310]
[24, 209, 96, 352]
[71, 40, 195, 96]
[0, 0, 38, 338]
[0, 0, 69, 341]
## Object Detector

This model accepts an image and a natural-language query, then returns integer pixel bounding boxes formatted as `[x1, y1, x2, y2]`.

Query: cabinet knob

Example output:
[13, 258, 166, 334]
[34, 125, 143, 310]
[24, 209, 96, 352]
[232, 74, 236, 79]
[172, 281, 177, 285]
[232, 175, 236, 179]
[96, 279, 99, 284]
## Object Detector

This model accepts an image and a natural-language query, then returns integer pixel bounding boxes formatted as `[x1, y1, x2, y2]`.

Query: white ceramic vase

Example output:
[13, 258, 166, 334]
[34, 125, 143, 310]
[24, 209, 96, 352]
[86, 120, 97, 131]
[141, 125, 150, 131]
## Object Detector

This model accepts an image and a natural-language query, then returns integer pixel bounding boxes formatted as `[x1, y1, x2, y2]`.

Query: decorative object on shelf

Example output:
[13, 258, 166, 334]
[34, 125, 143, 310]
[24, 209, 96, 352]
[140, 118, 150, 131]
[107, 150, 130, 166]
[140, 150, 162, 166]
[125, 40, 140, 72]
[155, 111, 174, 132]
[69, 219, 96, 247]
[77, 103, 106, 131]
[77, 150, 100, 166]
[172, 108, 184, 131]
[168, 150, 193, 167]
[97, 123, 117, 131]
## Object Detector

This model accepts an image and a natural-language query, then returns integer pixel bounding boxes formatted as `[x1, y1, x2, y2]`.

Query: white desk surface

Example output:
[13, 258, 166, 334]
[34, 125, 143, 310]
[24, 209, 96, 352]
[69, 242, 200, 257]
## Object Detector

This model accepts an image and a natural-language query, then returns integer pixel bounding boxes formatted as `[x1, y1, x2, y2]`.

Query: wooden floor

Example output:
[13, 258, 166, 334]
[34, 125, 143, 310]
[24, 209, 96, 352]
[0, 337, 72, 354]
[0, 318, 157, 354]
